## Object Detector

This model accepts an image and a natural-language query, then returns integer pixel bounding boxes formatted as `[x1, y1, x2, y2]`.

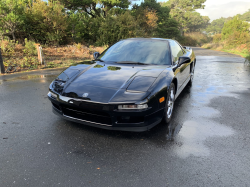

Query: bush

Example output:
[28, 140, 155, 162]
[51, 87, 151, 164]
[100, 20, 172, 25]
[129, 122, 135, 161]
[180, 32, 212, 46]
[213, 34, 222, 43]
[20, 56, 38, 68]
[23, 39, 37, 56]
[96, 12, 139, 46]
[222, 17, 249, 41]
[47, 62, 55, 68]
[202, 42, 224, 50]
[225, 31, 250, 48]
[0, 40, 17, 56]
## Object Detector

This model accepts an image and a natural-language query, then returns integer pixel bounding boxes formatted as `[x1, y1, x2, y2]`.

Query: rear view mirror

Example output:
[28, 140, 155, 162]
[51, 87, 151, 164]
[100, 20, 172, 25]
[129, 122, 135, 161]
[93, 52, 100, 60]
[178, 56, 190, 66]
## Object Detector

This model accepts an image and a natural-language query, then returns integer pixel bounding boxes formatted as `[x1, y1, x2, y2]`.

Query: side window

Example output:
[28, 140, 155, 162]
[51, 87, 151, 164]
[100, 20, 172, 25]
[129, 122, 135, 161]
[169, 40, 184, 64]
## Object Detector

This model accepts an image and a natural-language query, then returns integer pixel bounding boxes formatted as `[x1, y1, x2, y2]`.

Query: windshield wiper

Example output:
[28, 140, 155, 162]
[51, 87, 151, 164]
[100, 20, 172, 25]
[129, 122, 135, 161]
[95, 59, 104, 62]
[115, 61, 148, 65]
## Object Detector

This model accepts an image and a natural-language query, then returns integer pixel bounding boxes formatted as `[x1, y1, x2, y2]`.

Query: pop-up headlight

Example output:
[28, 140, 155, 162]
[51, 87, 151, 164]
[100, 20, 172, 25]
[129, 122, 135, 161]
[127, 76, 156, 92]
[118, 104, 148, 110]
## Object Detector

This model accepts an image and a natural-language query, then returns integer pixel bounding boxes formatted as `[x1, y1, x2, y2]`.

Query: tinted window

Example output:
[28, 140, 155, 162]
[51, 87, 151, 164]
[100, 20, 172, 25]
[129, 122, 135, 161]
[99, 39, 171, 65]
[169, 40, 184, 64]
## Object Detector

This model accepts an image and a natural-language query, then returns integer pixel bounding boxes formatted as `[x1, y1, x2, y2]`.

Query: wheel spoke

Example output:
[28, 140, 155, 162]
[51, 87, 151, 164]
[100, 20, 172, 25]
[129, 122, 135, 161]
[165, 84, 175, 120]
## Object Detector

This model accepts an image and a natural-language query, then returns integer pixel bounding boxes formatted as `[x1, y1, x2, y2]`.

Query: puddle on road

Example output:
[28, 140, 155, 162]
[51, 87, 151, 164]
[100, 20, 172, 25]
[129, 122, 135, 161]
[0, 74, 57, 83]
[165, 57, 249, 158]
[166, 123, 183, 141]
[152, 105, 233, 159]
[173, 121, 234, 158]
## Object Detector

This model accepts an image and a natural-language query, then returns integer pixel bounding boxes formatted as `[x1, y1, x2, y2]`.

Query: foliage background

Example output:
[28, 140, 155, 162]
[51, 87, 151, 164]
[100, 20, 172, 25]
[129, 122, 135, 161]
[203, 10, 250, 62]
[0, 0, 209, 45]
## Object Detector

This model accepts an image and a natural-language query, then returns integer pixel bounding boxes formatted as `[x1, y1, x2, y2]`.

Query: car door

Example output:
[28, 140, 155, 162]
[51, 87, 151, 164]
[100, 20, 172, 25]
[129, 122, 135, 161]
[169, 40, 189, 89]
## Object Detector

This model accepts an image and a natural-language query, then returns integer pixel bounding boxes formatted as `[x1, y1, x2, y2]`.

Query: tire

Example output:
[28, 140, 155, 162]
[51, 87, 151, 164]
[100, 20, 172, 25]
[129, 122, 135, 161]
[162, 83, 175, 124]
[188, 63, 195, 86]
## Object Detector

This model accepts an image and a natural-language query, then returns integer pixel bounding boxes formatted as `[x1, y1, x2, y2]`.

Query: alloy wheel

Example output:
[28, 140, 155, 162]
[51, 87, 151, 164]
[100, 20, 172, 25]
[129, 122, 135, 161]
[167, 87, 175, 118]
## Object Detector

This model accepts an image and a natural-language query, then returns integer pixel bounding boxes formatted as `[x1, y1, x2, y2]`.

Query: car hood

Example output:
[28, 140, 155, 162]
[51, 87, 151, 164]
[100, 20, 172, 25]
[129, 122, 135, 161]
[56, 62, 167, 103]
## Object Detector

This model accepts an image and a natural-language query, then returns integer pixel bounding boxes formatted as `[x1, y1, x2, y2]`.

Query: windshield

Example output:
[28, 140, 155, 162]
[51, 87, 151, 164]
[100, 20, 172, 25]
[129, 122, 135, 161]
[98, 39, 171, 65]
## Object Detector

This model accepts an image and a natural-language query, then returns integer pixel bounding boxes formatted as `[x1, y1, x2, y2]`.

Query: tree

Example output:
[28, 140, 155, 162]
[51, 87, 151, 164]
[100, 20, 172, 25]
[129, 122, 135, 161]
[58, 0, 130, 18]
[185, 11, 209, 32]
[131, 4, 159, 37]
[238, 9, 250, 22]
[96, 11, 139, 45]
[156, 6, 179, 38]
[162, 0, 206, 35]
[0, 0, 26, 41]
[205, 17, 231, 34]
[133, 0, 179, 38]
[25, 0, 68, 45]
[67, 11, 89, 43]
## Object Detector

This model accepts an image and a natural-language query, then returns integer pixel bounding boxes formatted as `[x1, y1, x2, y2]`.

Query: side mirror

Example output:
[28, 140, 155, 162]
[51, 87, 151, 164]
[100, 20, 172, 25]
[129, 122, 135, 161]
[93, 52, 100, 60]
[178, 56, 190, 66]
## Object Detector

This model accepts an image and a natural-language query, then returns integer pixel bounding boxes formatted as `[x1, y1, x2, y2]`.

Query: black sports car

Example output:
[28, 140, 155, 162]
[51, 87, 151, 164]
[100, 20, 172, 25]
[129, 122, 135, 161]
[48, 38, 196, 132]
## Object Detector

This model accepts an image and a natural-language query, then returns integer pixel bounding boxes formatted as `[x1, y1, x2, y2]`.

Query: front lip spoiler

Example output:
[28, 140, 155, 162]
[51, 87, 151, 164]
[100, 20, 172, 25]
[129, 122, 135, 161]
[52, 105, 161, 132]
[63, 114, 112, 127]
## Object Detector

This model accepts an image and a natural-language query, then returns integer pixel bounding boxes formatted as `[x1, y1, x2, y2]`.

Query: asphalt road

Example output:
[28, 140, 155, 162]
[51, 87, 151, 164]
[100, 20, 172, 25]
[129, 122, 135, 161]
[0, 48, 250, 187]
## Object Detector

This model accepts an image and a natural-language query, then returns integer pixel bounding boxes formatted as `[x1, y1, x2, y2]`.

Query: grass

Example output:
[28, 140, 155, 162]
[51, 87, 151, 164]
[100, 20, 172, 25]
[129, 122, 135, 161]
[202, 42, 250, 64]
[221, 49, 249, 58]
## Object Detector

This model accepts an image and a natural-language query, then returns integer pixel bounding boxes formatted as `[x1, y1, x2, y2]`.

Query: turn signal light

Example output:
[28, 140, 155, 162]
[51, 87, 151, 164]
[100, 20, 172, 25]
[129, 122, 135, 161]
[159, 97, 165, 103]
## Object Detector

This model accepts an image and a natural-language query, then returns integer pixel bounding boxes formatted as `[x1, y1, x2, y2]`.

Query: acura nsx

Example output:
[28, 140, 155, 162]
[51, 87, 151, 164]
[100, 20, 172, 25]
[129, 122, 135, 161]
[48, 38, 196, 132]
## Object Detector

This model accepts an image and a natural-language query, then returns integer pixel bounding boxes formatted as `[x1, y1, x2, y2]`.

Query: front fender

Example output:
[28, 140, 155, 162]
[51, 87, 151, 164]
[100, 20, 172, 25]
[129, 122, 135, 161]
[147, 69, 175, 110]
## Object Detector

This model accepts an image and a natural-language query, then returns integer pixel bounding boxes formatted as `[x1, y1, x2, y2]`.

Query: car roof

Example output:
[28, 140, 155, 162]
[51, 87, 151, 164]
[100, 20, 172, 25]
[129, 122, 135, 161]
[124, 38, 174, 42]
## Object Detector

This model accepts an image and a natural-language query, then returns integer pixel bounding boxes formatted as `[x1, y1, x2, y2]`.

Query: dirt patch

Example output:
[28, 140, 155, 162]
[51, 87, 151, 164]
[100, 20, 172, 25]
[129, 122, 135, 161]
[1, 43, 106, 74]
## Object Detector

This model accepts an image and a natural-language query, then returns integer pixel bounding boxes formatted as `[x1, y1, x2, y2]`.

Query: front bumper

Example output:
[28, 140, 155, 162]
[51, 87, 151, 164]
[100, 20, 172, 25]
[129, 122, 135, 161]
[48, 93, 164, 132]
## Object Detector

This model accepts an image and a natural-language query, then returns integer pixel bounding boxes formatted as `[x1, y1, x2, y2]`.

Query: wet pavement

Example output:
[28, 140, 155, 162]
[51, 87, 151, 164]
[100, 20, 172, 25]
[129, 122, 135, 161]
[0, 48, 250, 186]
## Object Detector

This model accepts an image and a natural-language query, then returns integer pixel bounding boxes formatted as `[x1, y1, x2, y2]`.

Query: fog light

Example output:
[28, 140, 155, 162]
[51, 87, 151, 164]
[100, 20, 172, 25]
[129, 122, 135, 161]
[118, 104, 148, 110]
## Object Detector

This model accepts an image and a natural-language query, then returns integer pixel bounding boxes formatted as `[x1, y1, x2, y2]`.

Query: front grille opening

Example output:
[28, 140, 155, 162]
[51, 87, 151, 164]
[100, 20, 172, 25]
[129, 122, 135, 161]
[52, 102, 61, 111]
[60, 103, 111, 118]
[62, 107, 112, 125]
[117, 116, 144, 124]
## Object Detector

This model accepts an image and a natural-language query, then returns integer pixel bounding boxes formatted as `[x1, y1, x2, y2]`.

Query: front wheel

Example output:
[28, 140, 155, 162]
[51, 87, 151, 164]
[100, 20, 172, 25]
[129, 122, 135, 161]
[188, 64, 195, 86]
[163, 83, 175, 124]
